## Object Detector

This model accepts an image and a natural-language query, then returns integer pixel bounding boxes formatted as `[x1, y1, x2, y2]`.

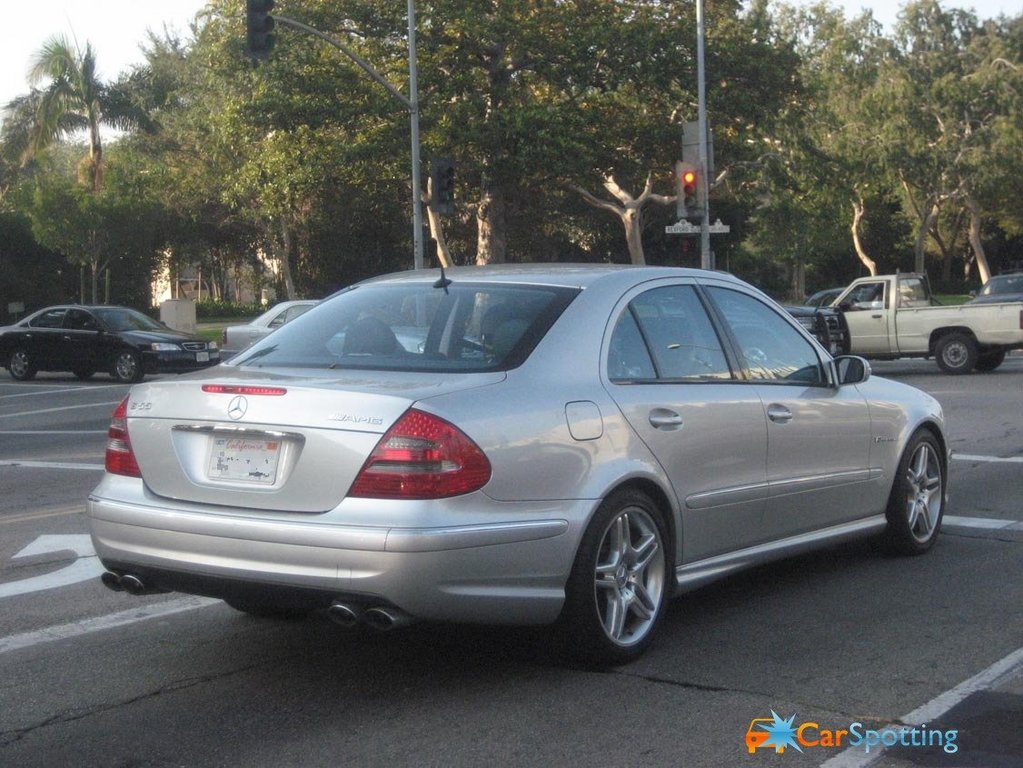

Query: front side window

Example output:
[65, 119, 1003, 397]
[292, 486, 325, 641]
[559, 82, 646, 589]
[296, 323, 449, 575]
[608, 285, 732, 382]
[234, 282, 578, 373]
[705, 287, 825, 385]
[846, 282, 886, 310]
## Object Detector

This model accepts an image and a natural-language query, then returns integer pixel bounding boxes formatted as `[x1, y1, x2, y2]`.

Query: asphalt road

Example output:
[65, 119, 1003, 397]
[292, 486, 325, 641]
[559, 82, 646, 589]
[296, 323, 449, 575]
[0, 357, 1020, 768]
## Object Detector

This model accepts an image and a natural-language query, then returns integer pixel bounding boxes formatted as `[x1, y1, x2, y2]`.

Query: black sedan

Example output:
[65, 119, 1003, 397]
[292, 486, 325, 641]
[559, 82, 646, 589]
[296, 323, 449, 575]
[0, 305, 220, 383]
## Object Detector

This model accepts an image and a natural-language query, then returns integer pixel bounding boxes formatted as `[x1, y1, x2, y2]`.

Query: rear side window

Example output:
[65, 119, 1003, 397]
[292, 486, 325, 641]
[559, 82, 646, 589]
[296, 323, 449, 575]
[28, 309, 67, 328]
[608, 285, 732, 382]
[235, 282, 578, 372]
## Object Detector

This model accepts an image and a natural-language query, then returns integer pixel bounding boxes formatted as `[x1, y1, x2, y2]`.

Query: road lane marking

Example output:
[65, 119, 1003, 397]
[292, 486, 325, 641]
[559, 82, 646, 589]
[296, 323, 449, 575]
[952, 453, 1023, 464]
[820, 645, 1023, 768]
[0, 430, 107, 435]
[0, 596, 221, 655]
[0, 460, 103, 471]
[0, 385, 124, 400]
[0, 535, 102, 599]
[943, 515, 1022, 530]
[0, 401, 121, 418]
[0, 506, 86, 525]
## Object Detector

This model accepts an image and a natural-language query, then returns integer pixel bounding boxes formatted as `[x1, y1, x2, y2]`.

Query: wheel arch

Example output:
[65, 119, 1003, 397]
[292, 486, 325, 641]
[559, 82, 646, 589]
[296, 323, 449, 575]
[927, 326, 977, 356]
[596, 476, 680, 572]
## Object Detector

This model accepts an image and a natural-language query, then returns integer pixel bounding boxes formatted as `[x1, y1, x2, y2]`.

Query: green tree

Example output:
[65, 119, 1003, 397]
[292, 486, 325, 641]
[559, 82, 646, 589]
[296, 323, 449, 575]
[5, 36, 150, 193]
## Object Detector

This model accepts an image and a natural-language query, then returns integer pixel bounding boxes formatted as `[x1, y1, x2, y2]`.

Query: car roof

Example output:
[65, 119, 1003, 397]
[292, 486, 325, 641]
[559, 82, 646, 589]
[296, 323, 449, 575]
[356, 264, 739, 290]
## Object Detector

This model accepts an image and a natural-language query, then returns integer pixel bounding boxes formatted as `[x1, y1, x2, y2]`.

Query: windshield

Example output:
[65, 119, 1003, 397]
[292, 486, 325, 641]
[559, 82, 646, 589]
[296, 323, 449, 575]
[232, 281, 579, 373]
[980, 275, 1023, 296]
[93, 307, 169, 332]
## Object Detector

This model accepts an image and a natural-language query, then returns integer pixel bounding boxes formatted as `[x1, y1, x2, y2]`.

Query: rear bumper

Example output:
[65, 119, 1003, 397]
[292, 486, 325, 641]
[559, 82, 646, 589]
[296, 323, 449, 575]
[87, 479, 585, 626]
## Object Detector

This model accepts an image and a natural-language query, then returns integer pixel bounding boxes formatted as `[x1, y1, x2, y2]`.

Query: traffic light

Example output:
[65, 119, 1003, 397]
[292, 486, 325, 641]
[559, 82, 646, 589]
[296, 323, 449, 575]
[431, 158, 455, 215]
[676, 160, 702, 221]
[246, 0, 276, 59]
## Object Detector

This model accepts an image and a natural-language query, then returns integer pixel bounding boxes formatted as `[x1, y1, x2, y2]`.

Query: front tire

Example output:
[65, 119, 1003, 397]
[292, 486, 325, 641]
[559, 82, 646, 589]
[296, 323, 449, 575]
[8, 349, 37, 381]
[111, 350, 144, 383]
[883, 430, 945, 555]
[934, 332, 977, 374]
[559, 489, 671, 666]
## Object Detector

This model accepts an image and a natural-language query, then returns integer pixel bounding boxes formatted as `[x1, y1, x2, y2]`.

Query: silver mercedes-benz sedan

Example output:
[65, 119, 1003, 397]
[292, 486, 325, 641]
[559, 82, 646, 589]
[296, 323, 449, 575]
[88, 265, 948, 665]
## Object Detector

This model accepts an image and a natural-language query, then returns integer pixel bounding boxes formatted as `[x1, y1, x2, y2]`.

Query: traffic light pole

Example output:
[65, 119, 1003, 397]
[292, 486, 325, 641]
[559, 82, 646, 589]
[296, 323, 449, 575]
[273, 7, 425, 270]
[695, 0, 712, 270]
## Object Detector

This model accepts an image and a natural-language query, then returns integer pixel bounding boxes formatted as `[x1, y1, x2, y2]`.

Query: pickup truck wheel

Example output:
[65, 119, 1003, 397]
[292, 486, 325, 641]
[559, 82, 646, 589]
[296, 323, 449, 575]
[934, 332, 977, 375]
[975, 350, 1006, 372]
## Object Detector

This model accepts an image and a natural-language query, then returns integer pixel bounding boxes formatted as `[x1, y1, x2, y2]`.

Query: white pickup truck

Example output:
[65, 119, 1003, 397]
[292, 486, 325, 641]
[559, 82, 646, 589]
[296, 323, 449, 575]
[832, 273, 1023, 374]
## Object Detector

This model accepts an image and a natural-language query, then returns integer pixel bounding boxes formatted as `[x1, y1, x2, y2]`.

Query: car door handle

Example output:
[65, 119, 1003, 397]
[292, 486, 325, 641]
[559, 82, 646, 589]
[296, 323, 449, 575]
[767, 404, 793, 424]
[649, 409, 684, 430]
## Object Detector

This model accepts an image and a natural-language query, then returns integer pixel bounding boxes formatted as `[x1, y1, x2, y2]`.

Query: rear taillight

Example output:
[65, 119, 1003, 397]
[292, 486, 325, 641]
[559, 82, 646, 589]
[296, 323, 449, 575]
[105, 396, 141, 478]
[349, 409, 491, 499]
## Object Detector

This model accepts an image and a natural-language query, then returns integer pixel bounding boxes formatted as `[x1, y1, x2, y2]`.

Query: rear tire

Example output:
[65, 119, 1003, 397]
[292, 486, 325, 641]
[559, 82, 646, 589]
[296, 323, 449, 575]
[934, 332, 977, 374]
[558, 489, 671, 666]
[8, 349, 36, 381]
[975, 350, 1006, 372]
[882, 430, 945, 555]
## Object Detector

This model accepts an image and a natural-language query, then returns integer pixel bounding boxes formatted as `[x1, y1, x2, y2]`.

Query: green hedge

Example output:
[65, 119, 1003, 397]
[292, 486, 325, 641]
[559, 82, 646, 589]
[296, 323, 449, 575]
[195, 298, 265, 319]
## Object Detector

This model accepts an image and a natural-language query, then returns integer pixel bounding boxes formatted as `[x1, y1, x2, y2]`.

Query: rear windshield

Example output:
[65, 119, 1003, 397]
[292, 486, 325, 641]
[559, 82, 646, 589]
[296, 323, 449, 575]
[233, 281, 579, 372]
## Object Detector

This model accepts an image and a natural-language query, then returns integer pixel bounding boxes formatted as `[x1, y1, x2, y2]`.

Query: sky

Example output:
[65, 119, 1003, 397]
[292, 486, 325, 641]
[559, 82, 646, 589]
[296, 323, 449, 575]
[1, 0, 1019, 117]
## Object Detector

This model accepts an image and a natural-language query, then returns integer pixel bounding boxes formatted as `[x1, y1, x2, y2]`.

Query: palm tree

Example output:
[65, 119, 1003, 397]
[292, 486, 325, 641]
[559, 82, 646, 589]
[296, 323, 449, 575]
[17, 35, 147, 192]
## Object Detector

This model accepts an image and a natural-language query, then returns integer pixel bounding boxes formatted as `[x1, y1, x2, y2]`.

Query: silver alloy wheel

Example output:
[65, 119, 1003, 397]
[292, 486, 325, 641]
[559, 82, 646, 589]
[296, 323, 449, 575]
[904, 440, 942, 542]
[592, 505, 666, 647]
[9, 350, 30, 379]
[113, 351, 140, 382]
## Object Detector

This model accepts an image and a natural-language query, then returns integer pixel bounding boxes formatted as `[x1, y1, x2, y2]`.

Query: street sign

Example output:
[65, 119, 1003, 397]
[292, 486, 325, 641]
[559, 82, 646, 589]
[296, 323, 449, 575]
[665, 220, 700, 235]
[707, 219, 731, 234]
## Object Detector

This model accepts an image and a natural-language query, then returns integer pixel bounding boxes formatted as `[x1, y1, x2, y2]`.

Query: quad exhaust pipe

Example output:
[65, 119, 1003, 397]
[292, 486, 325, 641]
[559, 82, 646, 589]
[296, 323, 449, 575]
[100, 571, 164, 596]
[327, 601, 413, 631]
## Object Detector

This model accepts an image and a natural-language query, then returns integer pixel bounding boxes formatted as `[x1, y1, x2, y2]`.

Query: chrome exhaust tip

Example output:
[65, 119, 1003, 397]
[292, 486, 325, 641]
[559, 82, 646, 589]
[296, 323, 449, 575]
[119, 574, 147, 596]
[363, 606, 413, 631]
[100, 571, 124, 592]
[327, 601, 362, 628]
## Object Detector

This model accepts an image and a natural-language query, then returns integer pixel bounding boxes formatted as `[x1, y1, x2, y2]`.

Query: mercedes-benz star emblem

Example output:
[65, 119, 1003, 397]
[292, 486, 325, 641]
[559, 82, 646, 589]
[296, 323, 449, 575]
[227, 395, 248, 420]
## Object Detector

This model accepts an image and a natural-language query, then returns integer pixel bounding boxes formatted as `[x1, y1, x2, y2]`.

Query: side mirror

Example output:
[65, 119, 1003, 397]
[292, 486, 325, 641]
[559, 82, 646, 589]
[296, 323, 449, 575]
[834, 355, 871, 386]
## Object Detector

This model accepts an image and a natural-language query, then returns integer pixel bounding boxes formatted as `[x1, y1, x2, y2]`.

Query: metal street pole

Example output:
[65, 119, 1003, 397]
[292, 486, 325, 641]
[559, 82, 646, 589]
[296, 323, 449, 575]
[696, 0, 711, 270]
[273, 9, 425, 269]
[407, 0, 424, 269]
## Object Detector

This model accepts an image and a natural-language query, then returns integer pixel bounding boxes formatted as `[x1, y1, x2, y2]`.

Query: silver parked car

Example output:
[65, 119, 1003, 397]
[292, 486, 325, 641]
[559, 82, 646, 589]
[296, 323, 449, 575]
[221, 300, 318, 351]
[88, 265, 948, 665]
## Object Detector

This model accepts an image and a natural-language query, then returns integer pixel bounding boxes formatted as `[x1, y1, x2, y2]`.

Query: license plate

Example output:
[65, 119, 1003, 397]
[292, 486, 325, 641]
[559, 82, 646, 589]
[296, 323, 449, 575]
[196, 351, 210, 362]
[208, 436, 281, 484]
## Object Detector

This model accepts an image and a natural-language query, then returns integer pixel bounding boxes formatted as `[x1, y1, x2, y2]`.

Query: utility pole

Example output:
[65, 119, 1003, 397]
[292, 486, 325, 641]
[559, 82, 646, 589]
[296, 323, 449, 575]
[695, 0, 711, 270]
[254, 7, 425, 269]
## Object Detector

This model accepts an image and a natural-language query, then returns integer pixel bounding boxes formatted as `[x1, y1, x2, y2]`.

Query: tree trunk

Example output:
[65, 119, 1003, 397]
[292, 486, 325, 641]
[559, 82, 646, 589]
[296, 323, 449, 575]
[623, 209, 646, 266]
[476, 184, 507, 265]
[277, 220, 297, 299]
[964, 196, 991, 284]
[915, 201, 940, 274]
[424, 178, 452, 268]
[851, 200, 878, 276]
